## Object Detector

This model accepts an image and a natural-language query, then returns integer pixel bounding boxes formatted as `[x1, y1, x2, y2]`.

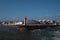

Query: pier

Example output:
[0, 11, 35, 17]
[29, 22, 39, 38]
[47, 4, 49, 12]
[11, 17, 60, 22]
[0, 16, 60, 31]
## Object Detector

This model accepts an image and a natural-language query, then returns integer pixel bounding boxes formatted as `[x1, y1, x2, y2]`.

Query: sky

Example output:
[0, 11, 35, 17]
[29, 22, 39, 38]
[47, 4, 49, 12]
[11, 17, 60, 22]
[0, 0, 60, 21]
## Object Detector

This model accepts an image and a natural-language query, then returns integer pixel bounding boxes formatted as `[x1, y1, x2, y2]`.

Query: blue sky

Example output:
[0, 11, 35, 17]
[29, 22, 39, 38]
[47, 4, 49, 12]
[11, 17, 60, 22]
[0, 0, 60, 21]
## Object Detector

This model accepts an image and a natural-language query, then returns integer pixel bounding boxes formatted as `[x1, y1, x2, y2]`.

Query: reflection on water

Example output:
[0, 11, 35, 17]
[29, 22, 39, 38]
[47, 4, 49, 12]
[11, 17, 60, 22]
[0, 26, 60, 40]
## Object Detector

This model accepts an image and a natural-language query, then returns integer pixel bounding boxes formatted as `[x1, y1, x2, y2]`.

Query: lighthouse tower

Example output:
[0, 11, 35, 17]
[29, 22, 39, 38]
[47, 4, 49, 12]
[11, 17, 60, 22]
[24, 16, 27, 25]
[17, 16, 27, 32]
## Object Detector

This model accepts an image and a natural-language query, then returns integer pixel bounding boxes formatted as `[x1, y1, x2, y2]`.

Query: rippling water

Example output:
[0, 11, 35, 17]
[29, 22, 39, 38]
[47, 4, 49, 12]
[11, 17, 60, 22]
[0, 26, 60, 40]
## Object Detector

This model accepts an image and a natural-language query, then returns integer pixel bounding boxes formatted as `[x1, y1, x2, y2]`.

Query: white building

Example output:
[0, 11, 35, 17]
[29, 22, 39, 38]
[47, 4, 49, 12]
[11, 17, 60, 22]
[50, 20, 53, 23]
[14, 22, 23, 25]
[2, 22, 5, 24]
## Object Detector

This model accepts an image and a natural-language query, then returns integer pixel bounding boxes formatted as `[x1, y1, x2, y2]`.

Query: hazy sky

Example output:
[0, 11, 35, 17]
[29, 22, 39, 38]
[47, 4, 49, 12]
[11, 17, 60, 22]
[0, 0, 60, 21]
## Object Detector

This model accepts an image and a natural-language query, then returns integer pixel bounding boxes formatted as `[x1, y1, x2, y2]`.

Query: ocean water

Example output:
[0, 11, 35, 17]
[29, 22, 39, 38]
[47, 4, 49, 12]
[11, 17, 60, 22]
[0, 26, 60, 40]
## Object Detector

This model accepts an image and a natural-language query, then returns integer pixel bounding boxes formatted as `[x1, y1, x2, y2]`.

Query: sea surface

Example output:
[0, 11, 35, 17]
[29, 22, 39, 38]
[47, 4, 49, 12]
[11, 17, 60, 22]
[0, 26, 60, 40]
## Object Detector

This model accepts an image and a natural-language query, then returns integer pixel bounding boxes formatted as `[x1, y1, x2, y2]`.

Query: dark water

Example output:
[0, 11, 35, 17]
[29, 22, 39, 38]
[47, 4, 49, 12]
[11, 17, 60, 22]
[0, 26, 60, 40]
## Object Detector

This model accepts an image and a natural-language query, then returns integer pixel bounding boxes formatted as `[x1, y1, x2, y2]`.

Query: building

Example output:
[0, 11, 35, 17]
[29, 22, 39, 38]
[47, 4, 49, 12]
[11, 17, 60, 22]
[14, 21, 23, 25]
[26, 20, 40, 24]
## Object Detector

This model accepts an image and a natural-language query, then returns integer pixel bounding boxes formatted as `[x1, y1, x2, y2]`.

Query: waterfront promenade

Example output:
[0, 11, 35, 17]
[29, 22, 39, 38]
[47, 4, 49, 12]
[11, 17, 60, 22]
[0, 17, 60, 31]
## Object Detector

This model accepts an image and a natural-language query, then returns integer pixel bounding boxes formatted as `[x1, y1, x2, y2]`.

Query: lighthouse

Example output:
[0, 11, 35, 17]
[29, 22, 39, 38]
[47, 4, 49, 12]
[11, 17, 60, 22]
[24, 16, 27, 26]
